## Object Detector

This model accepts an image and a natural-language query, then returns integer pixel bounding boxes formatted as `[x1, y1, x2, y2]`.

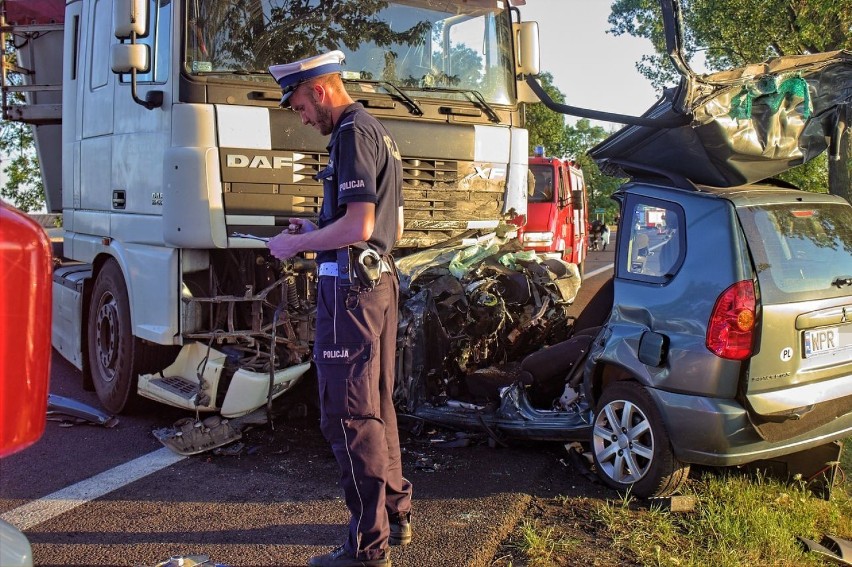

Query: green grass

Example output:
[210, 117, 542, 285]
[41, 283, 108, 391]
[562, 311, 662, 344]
[842, 437, 852, 478]
[594, 470, 851, 566]
[592, 440, 852, 567]
[512, 439, 852, 566]
[510, 518, 582, 566]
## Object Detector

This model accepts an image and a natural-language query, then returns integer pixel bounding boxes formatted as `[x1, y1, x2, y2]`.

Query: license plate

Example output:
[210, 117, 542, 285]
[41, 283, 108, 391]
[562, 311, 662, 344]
[803, 327, 842, 357]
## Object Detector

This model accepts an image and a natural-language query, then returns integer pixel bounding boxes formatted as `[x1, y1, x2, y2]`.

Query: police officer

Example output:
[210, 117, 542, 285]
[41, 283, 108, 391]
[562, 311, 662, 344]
[267, 51, 412, 567]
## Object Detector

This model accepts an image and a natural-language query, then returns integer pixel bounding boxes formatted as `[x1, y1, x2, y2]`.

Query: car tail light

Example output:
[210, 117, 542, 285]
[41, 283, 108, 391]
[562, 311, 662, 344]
[706, 280, 756, 360]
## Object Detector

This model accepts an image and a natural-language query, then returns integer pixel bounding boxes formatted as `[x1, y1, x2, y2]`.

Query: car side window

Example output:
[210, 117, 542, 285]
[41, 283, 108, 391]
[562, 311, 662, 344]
[624, 200, 684, 279]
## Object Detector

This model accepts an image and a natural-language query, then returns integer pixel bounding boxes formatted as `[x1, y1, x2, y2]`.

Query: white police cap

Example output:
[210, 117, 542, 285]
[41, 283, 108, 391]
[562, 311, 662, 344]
[268, 50, 345, 107]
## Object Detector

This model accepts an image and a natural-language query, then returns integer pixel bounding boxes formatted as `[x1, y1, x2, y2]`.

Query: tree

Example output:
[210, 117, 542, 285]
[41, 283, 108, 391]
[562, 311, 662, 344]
[0, 45, 45, 212]
[608, 0, 851, 201]
[525, 72, 571, 158]
[525, 71, 627, 215]
[198, 0, 431, 71]
[566, 121, 625, 216]
[0, 123, 44, 212]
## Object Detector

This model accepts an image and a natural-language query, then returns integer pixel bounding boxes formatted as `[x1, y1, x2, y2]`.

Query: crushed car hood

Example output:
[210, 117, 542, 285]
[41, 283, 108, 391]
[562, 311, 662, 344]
[589, 50, 852, 186]
[394, 235, 581, 410]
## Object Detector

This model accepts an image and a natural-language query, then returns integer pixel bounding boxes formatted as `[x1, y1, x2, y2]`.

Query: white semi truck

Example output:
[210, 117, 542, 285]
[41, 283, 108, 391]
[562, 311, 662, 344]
[1, 0, 543, 429]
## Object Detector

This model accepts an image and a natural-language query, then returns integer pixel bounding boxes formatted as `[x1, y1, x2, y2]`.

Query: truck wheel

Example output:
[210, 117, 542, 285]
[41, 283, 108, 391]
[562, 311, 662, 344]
[591, 381, 689, 498]
[87, 259, 143, 414]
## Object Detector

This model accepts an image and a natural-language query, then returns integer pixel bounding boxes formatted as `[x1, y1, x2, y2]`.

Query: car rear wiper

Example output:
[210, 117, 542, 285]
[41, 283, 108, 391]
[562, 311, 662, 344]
[344, 79, 423, 116]
[831, 276, 852, 288]
[417, 86, 501, 123]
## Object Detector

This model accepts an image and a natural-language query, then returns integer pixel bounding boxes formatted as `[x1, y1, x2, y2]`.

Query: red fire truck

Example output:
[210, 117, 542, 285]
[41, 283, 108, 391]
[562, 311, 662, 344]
[512, 149, 589, 274]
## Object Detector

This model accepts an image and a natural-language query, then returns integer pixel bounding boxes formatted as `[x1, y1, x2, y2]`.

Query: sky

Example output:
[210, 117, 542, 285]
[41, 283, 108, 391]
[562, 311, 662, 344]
[515, 0, 662, 129]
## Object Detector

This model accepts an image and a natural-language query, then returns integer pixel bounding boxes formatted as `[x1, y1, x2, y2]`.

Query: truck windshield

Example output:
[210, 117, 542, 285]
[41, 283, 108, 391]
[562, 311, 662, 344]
[185, 0, 516, 105]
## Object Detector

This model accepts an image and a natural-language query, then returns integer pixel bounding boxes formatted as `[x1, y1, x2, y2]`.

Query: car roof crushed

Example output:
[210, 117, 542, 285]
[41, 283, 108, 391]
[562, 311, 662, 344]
[589, 50, 852, 187]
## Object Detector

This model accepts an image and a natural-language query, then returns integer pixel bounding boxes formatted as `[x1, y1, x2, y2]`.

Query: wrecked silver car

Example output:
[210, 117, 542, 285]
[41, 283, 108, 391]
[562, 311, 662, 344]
[415, 40, 851, 497]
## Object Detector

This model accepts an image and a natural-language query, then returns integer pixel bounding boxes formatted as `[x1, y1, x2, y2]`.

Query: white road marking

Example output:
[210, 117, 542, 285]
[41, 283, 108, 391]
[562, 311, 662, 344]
[585, 263, 614, 279]
[3, 262, 616, 533]
[1, 447, 185, 531]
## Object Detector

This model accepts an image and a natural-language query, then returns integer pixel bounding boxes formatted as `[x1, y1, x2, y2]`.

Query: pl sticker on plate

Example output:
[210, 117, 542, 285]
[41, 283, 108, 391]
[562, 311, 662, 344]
[780, 347, 793, 362]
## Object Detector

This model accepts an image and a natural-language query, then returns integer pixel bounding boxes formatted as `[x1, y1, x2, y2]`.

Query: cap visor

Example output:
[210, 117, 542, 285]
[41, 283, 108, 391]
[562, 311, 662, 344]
[279, 90, 293, 108]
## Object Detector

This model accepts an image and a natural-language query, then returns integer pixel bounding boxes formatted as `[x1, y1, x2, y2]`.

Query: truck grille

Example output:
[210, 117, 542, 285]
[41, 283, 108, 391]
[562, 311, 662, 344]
[402, 158, 457, 187]
[222, 151, 507, 246]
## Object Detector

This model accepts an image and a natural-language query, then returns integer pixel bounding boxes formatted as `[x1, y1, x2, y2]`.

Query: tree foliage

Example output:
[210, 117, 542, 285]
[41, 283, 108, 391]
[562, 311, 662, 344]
[525, 72, 627, 215]
[568, 121, 625, 216]
[608, 0, 851, 199]
[197, 0, 432, 71]
[0, 126, 44, 213]
[0, 45, 45, 212]
[608, 0, 851, 90]
[525, 72, 571, 158]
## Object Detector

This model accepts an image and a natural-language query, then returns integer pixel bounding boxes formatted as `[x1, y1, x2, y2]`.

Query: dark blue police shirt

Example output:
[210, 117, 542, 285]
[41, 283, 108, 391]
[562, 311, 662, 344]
[316, 103, 403, 265]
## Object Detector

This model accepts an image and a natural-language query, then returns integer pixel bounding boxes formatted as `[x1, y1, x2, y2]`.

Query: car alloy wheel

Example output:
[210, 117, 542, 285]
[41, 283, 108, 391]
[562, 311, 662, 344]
[591, 381, 689, 497]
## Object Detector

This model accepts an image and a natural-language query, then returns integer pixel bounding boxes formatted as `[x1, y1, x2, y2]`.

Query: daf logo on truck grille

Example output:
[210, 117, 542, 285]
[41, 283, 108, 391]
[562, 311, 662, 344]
[226, 154, 294, 169]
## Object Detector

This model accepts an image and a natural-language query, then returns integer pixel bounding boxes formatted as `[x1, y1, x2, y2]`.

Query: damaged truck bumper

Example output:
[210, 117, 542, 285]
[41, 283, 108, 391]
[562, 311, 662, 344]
[138, 342, 311, 418]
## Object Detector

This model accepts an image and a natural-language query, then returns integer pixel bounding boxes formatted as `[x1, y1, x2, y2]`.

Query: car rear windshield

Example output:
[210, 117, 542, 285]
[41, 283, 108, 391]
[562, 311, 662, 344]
[737, 202, 852, 303]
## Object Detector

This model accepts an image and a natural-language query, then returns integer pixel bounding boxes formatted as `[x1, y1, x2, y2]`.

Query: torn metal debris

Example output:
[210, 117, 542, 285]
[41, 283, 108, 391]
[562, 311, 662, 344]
[47, 394, 118, 428]
[396, 235, 581, 411]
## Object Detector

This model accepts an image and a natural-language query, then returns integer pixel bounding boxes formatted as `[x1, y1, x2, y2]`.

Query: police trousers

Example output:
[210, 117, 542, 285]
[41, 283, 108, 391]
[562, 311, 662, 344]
[313, 272, 412, 559]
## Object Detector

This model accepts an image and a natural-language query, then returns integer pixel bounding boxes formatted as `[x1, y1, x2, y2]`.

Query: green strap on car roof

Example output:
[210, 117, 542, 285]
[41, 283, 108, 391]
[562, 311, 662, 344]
[729, 75, 811, 120]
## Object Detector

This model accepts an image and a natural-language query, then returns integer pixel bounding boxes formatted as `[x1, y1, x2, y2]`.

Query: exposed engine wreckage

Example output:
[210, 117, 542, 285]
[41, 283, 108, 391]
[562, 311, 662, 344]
[153, 234, 582, 455]
[395, 237, 581, 410]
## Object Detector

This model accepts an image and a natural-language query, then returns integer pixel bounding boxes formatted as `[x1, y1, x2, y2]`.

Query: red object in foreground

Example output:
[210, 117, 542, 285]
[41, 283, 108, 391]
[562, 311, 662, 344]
[0, 202, 52, 458]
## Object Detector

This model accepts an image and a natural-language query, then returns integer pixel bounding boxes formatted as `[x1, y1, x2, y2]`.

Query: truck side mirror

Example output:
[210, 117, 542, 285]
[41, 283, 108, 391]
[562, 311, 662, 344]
[572, 190, 584, 209]
[110, 43, 162, 110]
[110, 43, 149, 74]
[514, 22, 540, 76]
[514, 21, 540, 104]
[113, 0, 148, 39]
[109, 0, 162, 111]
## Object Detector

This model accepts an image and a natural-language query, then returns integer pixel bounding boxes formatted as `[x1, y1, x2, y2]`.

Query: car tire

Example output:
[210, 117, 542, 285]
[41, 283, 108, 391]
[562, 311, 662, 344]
[87, 259, 145, 414]
[591, 381, 689, 498]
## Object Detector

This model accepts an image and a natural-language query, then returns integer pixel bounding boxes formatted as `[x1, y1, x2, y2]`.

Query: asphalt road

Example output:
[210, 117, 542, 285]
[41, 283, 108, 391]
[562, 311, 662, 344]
[0, 247, 615, 567]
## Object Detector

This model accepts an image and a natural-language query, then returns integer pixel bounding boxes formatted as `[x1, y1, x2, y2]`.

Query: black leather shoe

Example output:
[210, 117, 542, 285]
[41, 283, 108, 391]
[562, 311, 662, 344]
[389, 513, 412, 546]
[308, 546, 390, 567]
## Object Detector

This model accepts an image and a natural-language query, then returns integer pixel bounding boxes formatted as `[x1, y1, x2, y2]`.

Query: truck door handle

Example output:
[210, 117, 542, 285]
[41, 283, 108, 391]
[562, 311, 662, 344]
[112, 190, 126, 209]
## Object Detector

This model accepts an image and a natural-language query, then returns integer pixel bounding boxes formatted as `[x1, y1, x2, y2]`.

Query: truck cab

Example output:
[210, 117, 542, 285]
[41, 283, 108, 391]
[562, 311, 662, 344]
[1, 0, 548, 428]
[512, 150, 588, 271]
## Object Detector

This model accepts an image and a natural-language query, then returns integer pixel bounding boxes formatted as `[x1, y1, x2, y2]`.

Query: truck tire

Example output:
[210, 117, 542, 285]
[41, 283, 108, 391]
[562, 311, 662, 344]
[591, 381, 689, 498]
[87, 259, 143, 414]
